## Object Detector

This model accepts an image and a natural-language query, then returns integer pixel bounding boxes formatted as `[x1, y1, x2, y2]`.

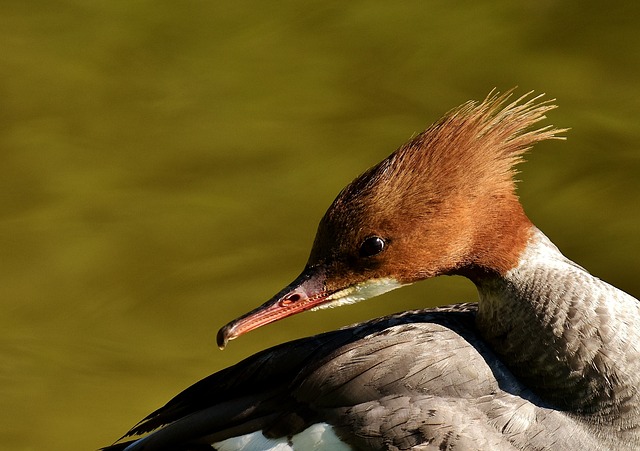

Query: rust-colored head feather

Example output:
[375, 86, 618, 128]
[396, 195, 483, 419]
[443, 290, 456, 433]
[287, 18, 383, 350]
[337, 90, 566, 214]
[311, 91, 566, 281]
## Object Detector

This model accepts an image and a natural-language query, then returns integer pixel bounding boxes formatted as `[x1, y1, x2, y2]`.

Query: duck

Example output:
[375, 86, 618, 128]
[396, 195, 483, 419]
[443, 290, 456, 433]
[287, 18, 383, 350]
[104, 91, 640, 450]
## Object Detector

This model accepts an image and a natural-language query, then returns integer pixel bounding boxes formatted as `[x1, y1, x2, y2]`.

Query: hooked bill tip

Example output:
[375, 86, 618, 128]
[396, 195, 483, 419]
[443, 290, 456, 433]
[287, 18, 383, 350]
[216, 327, 230, 350]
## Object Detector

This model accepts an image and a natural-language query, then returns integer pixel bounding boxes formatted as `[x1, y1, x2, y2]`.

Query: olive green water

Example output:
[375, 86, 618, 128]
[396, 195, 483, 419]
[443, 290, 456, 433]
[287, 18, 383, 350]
[1, 2, 639, 449]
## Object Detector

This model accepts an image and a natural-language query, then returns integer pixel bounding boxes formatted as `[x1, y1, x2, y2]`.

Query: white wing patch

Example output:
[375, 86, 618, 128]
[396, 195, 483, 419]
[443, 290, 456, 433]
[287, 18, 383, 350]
[213, 423, 353, 451]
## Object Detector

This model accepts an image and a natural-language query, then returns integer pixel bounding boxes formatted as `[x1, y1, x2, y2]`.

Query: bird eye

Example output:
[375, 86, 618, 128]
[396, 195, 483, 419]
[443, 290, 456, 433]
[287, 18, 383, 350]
[359, 236, 386, 258]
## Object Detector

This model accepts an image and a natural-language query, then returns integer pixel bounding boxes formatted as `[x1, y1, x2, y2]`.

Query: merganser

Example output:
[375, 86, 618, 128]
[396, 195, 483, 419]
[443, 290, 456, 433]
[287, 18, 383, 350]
[104, 91, 640, 450]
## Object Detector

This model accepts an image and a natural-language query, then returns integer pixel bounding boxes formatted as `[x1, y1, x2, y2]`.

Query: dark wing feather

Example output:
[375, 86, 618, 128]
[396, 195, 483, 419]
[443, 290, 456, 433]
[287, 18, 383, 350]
[105, 303, 599, 450]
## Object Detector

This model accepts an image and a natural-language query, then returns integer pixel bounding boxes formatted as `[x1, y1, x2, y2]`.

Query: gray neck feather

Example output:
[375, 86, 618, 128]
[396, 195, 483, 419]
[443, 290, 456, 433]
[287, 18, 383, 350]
[476, 228, 640, 428]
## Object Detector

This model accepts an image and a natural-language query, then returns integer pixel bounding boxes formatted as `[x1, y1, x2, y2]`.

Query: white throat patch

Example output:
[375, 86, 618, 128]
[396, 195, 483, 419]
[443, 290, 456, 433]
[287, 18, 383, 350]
[311, 277, 405, 311]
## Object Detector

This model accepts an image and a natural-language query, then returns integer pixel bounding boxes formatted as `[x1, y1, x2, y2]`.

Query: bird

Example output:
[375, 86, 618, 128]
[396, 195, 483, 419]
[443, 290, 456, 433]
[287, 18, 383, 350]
[104, 91, 640, 450]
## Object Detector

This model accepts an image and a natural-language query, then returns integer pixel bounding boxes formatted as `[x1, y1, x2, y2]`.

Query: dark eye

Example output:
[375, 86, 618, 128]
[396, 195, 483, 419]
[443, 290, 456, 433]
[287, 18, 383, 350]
[359, 236, 386, 258]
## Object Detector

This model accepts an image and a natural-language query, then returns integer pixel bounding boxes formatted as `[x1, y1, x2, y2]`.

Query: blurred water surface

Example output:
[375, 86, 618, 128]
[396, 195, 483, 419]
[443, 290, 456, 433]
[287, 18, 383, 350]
[1, 2, 639, 449]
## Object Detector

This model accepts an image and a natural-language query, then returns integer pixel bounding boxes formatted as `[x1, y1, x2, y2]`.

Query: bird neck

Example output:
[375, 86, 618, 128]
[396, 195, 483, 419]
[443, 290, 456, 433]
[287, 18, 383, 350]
[474, 227, 640, 426]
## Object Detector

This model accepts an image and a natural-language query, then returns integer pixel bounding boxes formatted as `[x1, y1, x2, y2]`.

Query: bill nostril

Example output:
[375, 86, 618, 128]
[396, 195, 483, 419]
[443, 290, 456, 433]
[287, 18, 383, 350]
[280, 293, 301, 306]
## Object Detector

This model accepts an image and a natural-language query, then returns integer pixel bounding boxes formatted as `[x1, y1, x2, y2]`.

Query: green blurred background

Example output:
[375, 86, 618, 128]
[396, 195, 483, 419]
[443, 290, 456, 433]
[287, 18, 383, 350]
[1, 2, 639, 449]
